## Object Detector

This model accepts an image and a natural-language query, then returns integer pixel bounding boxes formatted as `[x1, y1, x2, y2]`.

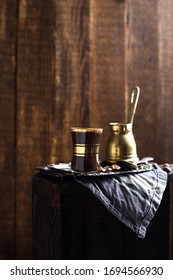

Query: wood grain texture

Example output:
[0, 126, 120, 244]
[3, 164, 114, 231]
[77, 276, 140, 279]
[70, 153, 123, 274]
[16, 0, 90, 259]
[15, 0, 57, 259]
[90, 0, 126, 160]
[0, 0, 17, 259]
[125, 0, 160, 161]
[32, 175, 62, 259]
[157, 0, 173, 163]
[53, 0, 90, 162]
[125, 0, 173, 163]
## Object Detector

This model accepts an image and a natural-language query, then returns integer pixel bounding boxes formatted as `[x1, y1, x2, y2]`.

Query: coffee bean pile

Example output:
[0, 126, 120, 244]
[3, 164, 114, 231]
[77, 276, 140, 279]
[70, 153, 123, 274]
[99, 161, 172, 173]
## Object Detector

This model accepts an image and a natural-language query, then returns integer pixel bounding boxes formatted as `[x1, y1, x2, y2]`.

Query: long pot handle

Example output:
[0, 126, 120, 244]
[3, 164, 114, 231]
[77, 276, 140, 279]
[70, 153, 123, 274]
[127, 86, 140, 124]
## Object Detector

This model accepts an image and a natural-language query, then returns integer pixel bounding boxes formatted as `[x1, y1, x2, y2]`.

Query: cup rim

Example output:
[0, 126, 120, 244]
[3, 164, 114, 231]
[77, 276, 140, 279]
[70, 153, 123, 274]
[70, 127, 103, 133]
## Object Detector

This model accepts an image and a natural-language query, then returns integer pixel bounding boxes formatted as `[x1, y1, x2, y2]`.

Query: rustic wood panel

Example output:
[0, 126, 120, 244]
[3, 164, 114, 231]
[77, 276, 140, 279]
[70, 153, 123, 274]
[53, 0, 90, 162]
[16, 0, 91, 259]
[0, 0, 17, 259]
[15, 0, 57, 259]
[125, 0, 160, 161]
[125, 0, 173, 164]
[157, 0, 173, 163]
[89, 0, 126, 161]
[158, 1, 173, 260]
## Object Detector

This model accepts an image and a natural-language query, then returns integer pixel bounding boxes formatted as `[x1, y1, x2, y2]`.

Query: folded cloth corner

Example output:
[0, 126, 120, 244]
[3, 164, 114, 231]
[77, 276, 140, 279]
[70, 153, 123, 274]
[73, 167, 168, 238]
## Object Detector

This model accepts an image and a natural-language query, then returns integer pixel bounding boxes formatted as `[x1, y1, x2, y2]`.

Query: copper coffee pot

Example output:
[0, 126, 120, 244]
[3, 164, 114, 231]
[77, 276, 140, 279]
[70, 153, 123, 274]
[106, 86, 140, 164]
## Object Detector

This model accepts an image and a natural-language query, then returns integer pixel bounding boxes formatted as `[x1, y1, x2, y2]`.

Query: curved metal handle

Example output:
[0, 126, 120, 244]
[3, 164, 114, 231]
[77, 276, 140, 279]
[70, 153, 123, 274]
[127, 86, 140, 124]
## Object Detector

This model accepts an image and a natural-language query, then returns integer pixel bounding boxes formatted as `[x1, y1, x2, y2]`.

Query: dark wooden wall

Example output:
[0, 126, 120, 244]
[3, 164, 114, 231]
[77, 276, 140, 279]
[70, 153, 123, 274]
[0, 0, 173, 259]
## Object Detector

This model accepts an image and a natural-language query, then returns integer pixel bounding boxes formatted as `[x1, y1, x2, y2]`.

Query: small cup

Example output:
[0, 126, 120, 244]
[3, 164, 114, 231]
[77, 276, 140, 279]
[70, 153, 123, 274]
[70, 127, 103, 172]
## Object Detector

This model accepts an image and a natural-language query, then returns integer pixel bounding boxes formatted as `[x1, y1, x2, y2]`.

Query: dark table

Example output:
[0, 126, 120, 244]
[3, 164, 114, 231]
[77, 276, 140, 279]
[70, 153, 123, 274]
[32, 165, 173, 260]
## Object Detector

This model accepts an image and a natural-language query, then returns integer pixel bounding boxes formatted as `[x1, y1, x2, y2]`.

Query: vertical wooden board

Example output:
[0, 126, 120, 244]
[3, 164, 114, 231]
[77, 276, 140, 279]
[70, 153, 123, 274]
[0, 0, 17, 259]
[53, 0, 90, 162]
[89, 0, 126, 161]
[16, 0, 57, 259]
[158, 0, 173, 259]
[16, 0, 90, 259]
[157, 0, 173, 163]
[125, 0, 160, 161]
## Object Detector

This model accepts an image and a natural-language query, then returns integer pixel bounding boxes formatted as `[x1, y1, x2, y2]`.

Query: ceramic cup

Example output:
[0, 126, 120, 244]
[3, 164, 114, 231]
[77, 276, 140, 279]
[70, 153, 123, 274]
[70, 127, 103, 172]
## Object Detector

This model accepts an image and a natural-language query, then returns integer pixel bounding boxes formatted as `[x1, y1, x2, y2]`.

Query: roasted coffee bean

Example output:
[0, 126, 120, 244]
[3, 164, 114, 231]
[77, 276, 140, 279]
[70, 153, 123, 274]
[163, 163, 171, 173]
[162, 166, 171, 173]
[111, 164, 121, 170]
[98, 166, 106, 172]
[152, 162, 159, 169]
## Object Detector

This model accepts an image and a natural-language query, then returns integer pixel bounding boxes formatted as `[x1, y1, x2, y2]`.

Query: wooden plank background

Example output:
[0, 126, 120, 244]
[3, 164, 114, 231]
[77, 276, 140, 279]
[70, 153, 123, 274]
[0, 0, 173, 259]
[0, 0, 17, 259]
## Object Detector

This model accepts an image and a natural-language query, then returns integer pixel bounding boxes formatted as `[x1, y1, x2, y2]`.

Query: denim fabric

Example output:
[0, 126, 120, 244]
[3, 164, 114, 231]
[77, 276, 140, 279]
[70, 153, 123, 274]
[74, 167, 167, 238]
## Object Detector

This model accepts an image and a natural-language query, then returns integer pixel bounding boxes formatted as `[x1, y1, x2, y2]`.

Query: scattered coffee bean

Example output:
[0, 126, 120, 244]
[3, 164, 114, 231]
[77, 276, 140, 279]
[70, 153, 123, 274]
[152, 162, 159, 169]
[111, 164, 121, 170]
[116, 160, 138, 170]
[162, 163, 171, 173]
